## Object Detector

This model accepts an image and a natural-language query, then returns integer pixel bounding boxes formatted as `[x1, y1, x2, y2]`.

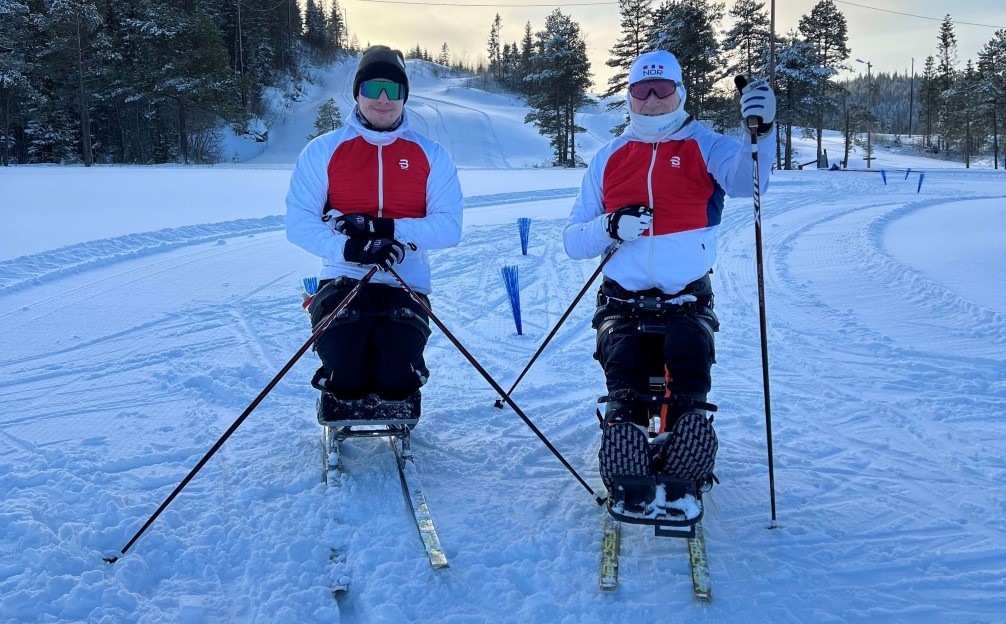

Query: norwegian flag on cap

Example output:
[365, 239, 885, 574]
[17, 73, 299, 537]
[629, 50, 683, 86]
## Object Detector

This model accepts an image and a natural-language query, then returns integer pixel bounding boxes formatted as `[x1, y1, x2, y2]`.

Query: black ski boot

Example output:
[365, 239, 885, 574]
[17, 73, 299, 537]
[652, 410, 718, 485]
[599, 402, 654, 512]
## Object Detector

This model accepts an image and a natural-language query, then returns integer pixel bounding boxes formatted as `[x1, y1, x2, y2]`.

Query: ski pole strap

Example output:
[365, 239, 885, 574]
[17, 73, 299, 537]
[599, 389, 718, 413]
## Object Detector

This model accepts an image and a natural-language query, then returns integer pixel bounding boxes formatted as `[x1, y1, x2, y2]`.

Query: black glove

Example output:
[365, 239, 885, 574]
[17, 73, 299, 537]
[606, 205, 653, 242]
[343, 237, 406, 271]
[333, 213, 394, 239]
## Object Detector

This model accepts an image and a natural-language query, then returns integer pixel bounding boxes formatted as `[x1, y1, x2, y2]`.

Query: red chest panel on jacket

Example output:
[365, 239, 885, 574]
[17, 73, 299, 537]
[602, 140, 714, 235]
[326, 136, 431, 219]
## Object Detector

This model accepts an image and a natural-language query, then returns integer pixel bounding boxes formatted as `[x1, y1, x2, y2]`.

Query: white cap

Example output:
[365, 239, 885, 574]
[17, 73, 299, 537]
[628, 50, 683, 85]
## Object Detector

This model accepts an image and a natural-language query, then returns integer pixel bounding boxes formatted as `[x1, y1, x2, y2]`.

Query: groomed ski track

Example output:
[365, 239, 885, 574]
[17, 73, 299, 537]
[2, 164, 1004, 622]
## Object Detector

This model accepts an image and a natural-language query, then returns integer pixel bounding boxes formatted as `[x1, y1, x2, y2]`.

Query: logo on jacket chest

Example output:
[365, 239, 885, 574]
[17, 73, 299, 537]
[399, 159, 409, 170]
[670, 155, 681, 168]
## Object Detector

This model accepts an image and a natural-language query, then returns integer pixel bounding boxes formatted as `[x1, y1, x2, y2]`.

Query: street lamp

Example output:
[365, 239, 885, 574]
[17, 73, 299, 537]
[856, 58, 873, 168]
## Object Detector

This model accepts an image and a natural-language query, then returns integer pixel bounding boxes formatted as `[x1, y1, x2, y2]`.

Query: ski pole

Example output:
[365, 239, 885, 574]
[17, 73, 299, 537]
[387, 267, 606, 505]
[104, 266, 380, 563]
[737, 75, 778, 527]
[494, 243, 620, 409]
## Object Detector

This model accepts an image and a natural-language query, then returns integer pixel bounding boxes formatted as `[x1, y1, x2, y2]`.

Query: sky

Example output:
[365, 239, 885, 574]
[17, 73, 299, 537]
[340, 0, 1006, 91]
[2, 58, 1005, 623]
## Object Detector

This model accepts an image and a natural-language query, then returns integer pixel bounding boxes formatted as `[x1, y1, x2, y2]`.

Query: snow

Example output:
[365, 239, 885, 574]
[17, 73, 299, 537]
[2, 61, 1006, 623]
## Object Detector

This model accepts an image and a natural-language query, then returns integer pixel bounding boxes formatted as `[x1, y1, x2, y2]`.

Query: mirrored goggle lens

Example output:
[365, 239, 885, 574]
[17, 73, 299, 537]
[629, 80, 678, 100]
[359, 80, 404, 100]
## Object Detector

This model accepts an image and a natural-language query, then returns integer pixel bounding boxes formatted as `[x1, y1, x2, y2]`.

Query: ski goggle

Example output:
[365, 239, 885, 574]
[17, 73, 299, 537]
[358, 80, 405, 101]
[629, 80, 679, 100]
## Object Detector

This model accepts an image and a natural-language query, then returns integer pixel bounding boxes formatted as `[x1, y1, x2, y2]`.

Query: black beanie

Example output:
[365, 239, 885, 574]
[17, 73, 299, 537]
[353, 45, 409, 103]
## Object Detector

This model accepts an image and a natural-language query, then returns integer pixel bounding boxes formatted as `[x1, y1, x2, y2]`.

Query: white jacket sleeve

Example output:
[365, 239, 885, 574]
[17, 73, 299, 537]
[285, 136, 345, 263]
[392, 144, 463, 251]
[704, 125, 775, 197]
[563, 152, 614, 260]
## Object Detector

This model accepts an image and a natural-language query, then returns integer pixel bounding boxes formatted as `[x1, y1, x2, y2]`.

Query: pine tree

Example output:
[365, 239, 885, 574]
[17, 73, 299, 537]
[977, 29, 1006, 168]
[603, 0, 652, 109]
[303, 0, 327, 50]
[45, 0, 108, 166]
[438, 42, 450, 66]
[518, 21, 534, 96]
[797, 0, 850, 158]
[328, 0, 347, 55]
[932, 14, 960, 152]
[307, 98, 343, 140]
[721, 0, 771, 77]
[125, 3, 241, 163]
[648, 0, 724, 119]
[936, 15, 958, 93]
[524, 9, 592, 166]
[773, 32, 828, 169]
[918, 56, 938, 149]
[944, 60, 979, 166]
[487, 13, 502, 80]
[0, 0, 34, 165]
[502, 42, 518, 87]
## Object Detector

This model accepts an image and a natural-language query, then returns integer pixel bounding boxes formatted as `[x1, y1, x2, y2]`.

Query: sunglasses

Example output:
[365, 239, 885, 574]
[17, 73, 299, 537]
[629, 80, 679, 100]
[359, 80, 405, 101]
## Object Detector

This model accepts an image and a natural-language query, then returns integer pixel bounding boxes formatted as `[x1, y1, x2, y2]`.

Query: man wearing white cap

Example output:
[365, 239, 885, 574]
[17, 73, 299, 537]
[563, 50, 776, 511]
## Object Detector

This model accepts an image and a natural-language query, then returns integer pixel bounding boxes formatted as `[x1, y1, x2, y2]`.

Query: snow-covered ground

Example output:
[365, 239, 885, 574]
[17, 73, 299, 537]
[1, 61, 1005, 623]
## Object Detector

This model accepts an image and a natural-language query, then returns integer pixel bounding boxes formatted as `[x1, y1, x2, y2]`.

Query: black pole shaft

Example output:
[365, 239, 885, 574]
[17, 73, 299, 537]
[494, 243, 619, 409]
[387, 267, 604, 505]
[104, 266, 380, 563]
[747, 118, 778, 527]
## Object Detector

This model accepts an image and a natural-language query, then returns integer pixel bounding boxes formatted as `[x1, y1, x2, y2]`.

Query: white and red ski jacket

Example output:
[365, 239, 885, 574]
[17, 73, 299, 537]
[564, 120, 774, 295]
[286, 110, 463, 294]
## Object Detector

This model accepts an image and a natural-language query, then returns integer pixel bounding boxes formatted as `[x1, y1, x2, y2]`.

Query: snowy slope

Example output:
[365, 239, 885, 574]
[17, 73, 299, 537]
[242, 58, 616, 169]
[1, 67, 1005, 624]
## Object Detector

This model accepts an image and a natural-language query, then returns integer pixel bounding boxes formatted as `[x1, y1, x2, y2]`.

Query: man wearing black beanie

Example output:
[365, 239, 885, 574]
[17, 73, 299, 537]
[286, 43, 463, 428]
[353, 45, 409, 104]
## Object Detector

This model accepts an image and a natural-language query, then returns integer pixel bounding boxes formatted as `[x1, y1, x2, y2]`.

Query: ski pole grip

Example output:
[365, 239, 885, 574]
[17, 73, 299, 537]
[735, 75, 761, 132]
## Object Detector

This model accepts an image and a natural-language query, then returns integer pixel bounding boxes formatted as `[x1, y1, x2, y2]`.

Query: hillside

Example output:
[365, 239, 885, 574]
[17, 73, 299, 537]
[230, 58, 621, 168]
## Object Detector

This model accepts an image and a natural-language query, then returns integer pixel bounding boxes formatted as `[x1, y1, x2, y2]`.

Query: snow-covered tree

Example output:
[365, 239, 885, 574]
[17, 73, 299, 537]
[303, 0, 327, 50]
[773, 32, 830, 169]
[45, 0, 107, 165]
[648, 0, 724, 119]
[977, 29, 1006, 168]
[0, 0, 34, 165]
[603, 0, 652, 107]
[917, 56, 938, 148]
[797, 0, 850, 158]
[524, 9, 592, 166]
[328, 0, 347, 55]
[307, 98, 343, 140]
[721, 0, 771, 78]
[487, 13, 502, 80]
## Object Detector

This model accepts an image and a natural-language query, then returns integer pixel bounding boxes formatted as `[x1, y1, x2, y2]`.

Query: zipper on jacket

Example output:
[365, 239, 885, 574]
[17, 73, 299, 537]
[646, 143, 658, 287]
[377, 144, 384, 216]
